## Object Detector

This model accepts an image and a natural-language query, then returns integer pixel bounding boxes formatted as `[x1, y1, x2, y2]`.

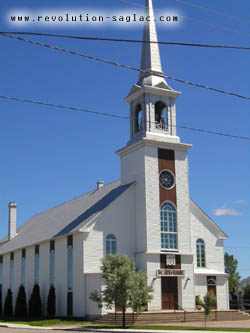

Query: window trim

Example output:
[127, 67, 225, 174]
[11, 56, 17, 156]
[67, 245, 73, 291]
[159, 169, 176, 190]
[155, 101, 168, 131]
[196, 238, 206, 268]
[10, 253, 14, 291]
[21, 257, 26, 286]
[106, 234, 117, 255]
[160, 201, 178, 250]
[134, 103, 143, 134]
[34, 245, 39, 284]
[50, 249, 55, 286]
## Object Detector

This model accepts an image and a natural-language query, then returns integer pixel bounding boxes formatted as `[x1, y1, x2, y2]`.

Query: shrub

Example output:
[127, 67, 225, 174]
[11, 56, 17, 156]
[15, 285, 28, 317]
[28, 284, 42, 318]
[4, 289, 13, 317]
[195, 295, 203, 306]
[47, 285, 56, 318]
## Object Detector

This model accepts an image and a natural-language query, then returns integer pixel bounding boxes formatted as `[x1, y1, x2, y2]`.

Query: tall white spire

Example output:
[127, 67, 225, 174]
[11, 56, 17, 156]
[137, 0, 171, 89]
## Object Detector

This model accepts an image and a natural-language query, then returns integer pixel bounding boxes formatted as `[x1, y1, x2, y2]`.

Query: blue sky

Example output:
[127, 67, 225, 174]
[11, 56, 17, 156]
[0, 0, 249, 278]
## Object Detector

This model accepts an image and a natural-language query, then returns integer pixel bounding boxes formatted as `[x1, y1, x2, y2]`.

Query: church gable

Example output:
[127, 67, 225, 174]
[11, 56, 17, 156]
[190, 199, 227, 240]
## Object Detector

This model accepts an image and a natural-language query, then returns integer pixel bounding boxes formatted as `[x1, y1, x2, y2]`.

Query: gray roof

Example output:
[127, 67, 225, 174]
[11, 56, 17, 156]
[0, 180, 133, 255]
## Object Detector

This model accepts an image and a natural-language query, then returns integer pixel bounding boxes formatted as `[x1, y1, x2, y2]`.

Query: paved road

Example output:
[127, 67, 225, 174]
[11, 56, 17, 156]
[0, 329, 53, 333]
[1, 320, 250, 333]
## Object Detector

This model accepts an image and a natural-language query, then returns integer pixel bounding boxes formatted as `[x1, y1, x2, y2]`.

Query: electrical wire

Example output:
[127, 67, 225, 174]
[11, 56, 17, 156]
[1, 32, 250, 51]
[1, 32, 250, 102]
[167, 0, 250, 25]
[1, 94, 250, 141]
[0, 95, 128, 120]
[121, 0, 250, 39]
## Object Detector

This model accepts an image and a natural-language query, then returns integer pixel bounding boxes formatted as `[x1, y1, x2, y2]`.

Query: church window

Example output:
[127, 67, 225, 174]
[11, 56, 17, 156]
[160, 202, 178, 249]
[106, 234, 117, 255]
[21, 249, 26, 286]
[135, 104, 143, 133]
[155, 101, 168, 130]
[67, 236, 73, 291]
[10, 252, 14, 291]
[207, 276, 216, 286]
[50, 241, 55, 286]
[35, 245, 39, 284]
[196, 239, 206, 267]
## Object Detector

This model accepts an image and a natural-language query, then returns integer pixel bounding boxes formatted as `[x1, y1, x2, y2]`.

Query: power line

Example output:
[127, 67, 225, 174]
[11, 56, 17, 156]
[1, 32, 250, 51]
[1, 32, 250, 102]
[167, 0, 250, 25]
[0, 95, 128, 120]
[121, 0, 250, 39]
[1, 94, 250, 141]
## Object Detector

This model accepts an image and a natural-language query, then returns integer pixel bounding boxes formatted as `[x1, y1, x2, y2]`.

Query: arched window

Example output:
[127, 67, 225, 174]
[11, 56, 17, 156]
[196, 239, 206, 267]
[207, 277, 216, 286]
[155, 101, 168, 130]
[106, 234, 117, 255]
[135, 104, 143, 133]
[160, 202, 177, 249]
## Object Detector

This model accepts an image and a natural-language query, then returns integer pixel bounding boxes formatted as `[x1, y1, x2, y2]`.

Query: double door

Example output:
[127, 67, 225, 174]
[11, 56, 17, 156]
[161, 277, 178, 310]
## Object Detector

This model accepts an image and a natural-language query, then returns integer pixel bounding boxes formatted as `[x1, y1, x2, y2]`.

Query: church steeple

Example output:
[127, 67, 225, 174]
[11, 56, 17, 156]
[137, 0, 170, 89]
[125, 0, 181, 146]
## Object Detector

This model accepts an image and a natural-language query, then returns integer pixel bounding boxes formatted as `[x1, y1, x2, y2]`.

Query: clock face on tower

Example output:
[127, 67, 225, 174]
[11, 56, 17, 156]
[159, 170, 175, 190]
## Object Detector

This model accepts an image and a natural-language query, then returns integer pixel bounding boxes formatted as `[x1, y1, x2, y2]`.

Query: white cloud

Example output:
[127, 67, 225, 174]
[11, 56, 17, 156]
[212, 204, 243, 217]
[234, 200, 245, 205]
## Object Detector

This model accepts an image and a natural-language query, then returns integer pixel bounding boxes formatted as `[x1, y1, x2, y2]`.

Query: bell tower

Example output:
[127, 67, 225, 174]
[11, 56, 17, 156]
[117, 0, 195, 311]
[126, 0, 181, 146]
[117, 0, 192, 259]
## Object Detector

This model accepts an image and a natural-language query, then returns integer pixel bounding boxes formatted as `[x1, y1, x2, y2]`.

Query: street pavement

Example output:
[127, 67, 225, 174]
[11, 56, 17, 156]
[1, 320, 250, 333]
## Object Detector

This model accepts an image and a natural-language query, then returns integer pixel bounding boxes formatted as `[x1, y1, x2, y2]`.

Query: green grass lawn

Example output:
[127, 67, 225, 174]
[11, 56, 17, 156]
[85, 325, 250, 332]
[0, 320, 250, 331]
[0, 318, 91, 327]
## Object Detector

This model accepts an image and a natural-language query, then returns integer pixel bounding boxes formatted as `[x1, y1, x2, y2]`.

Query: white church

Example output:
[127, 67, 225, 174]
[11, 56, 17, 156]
[0, 0, 229, 318]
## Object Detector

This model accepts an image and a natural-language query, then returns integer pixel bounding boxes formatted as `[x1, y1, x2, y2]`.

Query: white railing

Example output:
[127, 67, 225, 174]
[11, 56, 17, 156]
[155, 122, 168, 131]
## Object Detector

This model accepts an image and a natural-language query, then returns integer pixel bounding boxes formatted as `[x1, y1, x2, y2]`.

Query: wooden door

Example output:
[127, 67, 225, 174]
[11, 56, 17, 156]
[161, 277, 178, 310]
[207, 276, 217, 309]
[207, 285, 217, 309]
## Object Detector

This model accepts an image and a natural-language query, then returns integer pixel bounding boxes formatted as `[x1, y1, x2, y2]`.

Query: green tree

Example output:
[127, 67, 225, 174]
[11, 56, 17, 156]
[243, 284, 250, 310]
[89, 254, 153, 328]
[129, 270, 152, 313]
[224, 252, 240, 295]
[15, 285, 28, 317]
[202, 291, 216, 327]
[28, 284, 42, 318]
[47, 285, 56, 318]
[195, 295, 203, 309]
[3, 289, 13, 317]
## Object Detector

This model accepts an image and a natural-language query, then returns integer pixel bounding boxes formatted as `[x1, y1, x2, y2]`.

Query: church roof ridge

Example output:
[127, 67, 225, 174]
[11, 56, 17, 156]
[0, 180, 134, 255]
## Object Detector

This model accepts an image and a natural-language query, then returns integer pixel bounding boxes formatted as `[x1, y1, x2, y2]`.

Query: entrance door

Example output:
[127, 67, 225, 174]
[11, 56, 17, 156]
[161, 277, 178, 310]
[207, 277, 217, 309]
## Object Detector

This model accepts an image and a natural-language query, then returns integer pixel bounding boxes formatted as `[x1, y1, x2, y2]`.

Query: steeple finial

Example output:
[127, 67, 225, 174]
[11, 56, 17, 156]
[137, 0, 171, 89]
